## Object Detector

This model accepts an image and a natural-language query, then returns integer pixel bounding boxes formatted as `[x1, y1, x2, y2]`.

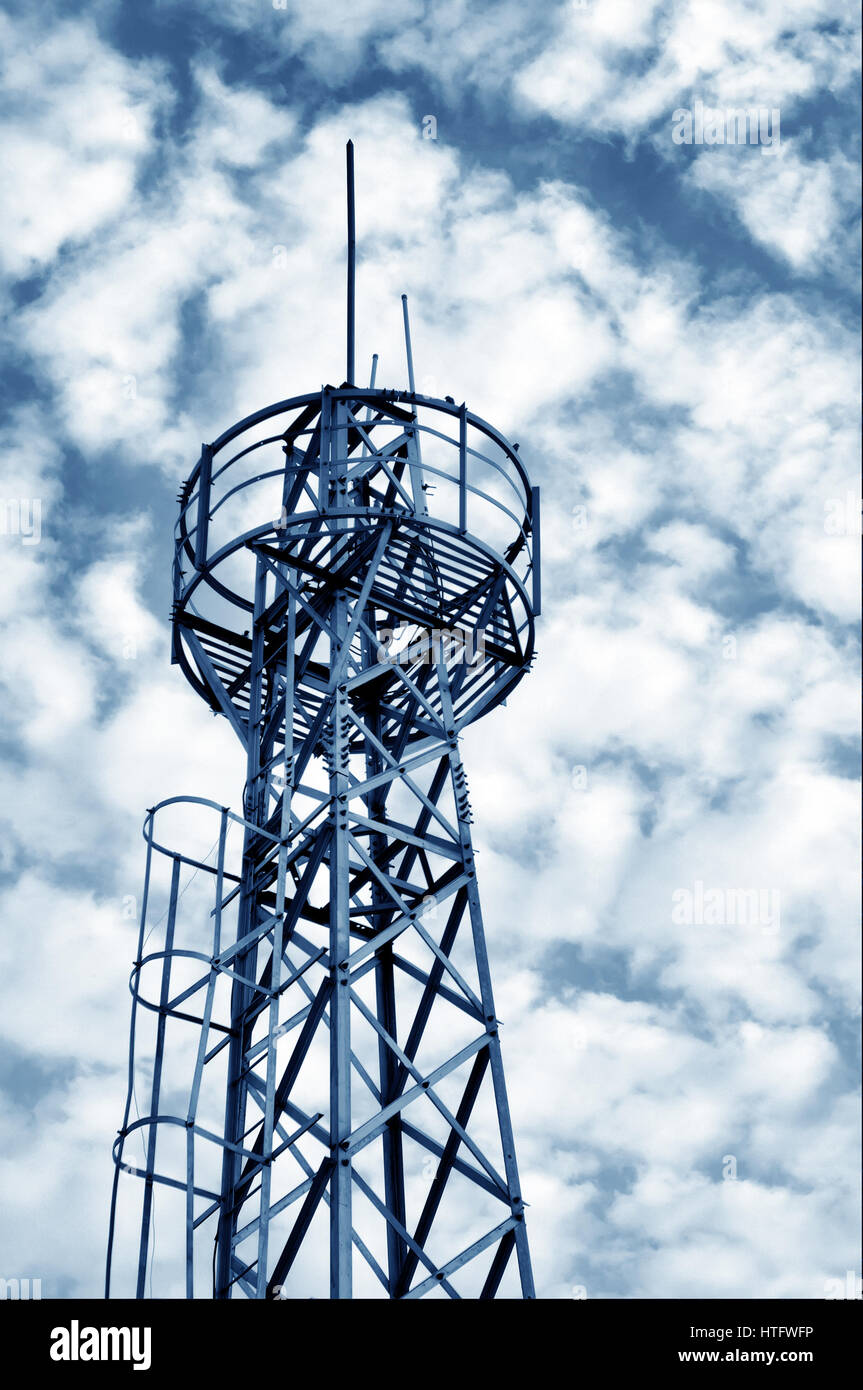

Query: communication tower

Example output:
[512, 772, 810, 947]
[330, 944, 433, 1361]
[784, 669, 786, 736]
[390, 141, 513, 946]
[107, 144, 540, 1299]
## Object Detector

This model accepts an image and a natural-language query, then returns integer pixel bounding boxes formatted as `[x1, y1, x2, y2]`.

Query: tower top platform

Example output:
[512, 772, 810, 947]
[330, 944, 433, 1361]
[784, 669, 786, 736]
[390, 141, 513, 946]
[172, 385, 540, 741]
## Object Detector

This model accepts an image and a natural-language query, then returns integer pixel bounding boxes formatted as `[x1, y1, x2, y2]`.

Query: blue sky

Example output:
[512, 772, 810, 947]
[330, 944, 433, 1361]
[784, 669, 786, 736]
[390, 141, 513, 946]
[0, 0, 860, 1298]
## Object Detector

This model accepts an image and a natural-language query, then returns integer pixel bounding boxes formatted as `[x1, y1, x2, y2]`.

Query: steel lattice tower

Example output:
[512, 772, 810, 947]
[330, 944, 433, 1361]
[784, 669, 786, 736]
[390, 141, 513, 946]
[107, 145, 540, 1300]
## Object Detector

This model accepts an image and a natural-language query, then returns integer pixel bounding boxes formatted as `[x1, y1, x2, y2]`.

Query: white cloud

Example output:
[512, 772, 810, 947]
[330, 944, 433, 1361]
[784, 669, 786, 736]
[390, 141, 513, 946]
[686, 141, 860, 273]
[0, 14, 168, 276]
[500, 988, 858, 1296]
[0, 875, 134, 1064]
[508, 1, 860, 274]
[515, 0, 859, 138]
[75, 553, 163, 662]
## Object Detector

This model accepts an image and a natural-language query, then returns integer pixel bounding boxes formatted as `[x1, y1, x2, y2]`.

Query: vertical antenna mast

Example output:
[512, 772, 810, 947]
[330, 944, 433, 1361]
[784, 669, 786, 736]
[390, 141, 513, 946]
[346, 140, 356, 385]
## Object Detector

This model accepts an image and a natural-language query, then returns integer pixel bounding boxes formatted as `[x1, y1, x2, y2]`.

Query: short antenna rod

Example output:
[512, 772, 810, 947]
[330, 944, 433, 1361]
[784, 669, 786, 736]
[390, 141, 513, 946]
[346, 141, 356, 385]
[401, 293, 416, 395]
[362, 354, 379, 451]
[400, 294, 428, 515]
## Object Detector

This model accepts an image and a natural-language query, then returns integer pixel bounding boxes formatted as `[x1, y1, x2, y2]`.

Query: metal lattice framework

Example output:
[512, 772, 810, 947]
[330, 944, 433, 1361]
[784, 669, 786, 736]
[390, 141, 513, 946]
[107, 147, 540, 1300]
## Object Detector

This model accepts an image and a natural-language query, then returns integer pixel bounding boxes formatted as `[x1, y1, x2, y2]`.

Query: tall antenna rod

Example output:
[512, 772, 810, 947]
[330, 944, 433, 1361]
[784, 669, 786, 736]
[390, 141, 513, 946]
[346, 140, 356, 384]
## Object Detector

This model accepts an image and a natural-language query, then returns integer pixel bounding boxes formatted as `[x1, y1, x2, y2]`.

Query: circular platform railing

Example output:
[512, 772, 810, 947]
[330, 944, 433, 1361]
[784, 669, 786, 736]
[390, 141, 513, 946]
[170, 388, 540, 737]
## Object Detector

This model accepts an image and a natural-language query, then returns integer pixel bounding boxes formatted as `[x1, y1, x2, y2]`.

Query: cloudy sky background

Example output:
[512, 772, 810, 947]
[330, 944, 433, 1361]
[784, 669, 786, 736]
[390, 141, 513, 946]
[0, 0, 860, 1298]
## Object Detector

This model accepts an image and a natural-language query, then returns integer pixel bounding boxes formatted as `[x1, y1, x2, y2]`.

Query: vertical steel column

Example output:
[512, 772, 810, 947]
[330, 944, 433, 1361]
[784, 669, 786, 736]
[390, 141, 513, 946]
[215, 556, 269, 1297]
[326, 391, 353, 1296]
[458, 403, 467, 533]
[329, 589, 352, 1297]
[255, 565, 293, 1296]
[363, 622, 408, 1292]
[437, 653, 535, 1299]
[194, 444, 212, 568]
[531, 484, 542, 618]
[136, 853, 181, 1298]
[106, 809, 155, 1299]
